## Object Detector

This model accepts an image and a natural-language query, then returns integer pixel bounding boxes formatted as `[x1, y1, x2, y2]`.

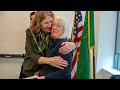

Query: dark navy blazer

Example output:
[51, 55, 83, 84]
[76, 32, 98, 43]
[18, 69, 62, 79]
[39, 38, 73, 79]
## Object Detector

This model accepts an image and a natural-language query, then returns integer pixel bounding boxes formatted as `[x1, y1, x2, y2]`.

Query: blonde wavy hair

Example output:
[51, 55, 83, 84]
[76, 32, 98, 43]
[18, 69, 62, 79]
[30, 11, 54, 33]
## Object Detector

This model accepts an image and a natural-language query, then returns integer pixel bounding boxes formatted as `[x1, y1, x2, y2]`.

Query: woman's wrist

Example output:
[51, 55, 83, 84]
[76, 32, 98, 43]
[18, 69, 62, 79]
[38, 57, 49, 64]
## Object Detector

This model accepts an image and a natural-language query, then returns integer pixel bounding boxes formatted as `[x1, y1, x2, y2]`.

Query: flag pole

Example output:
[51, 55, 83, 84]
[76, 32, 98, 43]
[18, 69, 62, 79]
[93, 48, 95, 79]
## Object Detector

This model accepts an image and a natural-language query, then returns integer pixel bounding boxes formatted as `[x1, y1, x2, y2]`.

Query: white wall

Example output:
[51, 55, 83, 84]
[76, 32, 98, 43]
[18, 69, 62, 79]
[96, 11, 117, 79]
[116, 12, 120, 54]
[0, 11, 30, 54]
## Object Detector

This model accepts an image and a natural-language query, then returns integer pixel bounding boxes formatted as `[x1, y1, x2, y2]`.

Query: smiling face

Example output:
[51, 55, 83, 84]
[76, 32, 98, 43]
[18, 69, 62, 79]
[51, 18, 64, 39]
[30, 11, 54, 33]
[40, 15, 54, 33]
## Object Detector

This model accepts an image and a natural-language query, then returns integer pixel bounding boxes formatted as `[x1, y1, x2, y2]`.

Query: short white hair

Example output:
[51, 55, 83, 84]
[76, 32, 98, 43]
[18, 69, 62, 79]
[54, 16, 69, 39]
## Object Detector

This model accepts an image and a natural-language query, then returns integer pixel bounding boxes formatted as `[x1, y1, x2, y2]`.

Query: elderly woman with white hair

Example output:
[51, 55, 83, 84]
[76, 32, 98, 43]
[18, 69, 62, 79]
[36, 16, 73, 79]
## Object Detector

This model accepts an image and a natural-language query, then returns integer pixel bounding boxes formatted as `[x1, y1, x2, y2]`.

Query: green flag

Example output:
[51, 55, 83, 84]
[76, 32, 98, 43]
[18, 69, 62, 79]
[76, 11, 95, 79]
[90, 11, 95, 48]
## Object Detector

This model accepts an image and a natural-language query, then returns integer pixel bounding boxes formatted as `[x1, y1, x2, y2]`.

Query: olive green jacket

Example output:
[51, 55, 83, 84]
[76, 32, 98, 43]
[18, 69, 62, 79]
[22, 29, 51, 77]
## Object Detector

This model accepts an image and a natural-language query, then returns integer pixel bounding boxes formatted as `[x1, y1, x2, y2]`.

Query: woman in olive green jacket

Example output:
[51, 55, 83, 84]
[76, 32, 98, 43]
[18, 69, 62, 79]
[19, 11, 76, 78]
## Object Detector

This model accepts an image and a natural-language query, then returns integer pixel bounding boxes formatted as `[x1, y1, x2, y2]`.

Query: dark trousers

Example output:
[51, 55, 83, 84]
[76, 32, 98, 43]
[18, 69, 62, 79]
[19, 65, 27, 79]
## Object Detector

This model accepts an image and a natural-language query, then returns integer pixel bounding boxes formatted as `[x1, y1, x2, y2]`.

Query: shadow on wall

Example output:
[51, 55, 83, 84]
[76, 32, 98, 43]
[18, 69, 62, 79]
[96, 69, 112, 79]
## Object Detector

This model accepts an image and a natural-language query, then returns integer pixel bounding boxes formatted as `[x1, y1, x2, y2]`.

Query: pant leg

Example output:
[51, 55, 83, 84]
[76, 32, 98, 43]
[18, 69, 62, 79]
[19, 65, 27, 79]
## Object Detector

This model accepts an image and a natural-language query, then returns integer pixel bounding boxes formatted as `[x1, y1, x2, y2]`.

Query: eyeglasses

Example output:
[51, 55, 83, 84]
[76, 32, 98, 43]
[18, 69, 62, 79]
[52, 24, 64, 28]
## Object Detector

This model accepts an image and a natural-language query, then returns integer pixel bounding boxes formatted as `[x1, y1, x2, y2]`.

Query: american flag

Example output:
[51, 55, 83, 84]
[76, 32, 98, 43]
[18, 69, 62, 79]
[71, 11, 83, 79]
